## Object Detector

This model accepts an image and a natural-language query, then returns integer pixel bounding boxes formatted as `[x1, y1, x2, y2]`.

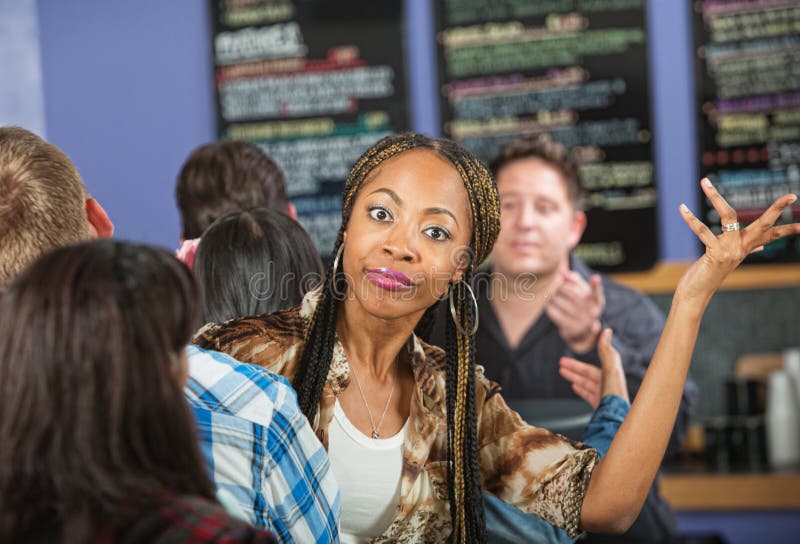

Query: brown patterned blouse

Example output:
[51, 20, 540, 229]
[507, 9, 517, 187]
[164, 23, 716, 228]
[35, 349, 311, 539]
[193, 289, 598, 543]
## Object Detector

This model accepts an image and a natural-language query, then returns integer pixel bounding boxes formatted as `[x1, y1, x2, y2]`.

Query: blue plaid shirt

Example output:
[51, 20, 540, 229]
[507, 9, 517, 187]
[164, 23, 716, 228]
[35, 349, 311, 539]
[184, 345, 340, 543]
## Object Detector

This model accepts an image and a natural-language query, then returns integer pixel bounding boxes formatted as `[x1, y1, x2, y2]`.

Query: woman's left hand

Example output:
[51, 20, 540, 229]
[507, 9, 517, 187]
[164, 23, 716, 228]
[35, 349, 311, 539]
[677, 179, 799, 302]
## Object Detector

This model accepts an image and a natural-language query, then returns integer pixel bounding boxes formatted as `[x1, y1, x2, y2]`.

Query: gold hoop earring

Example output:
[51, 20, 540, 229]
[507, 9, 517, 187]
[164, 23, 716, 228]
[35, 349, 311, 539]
[330, 242, 347, 299]
[449, 279, 479, 336]
[331, 242, 344, 273]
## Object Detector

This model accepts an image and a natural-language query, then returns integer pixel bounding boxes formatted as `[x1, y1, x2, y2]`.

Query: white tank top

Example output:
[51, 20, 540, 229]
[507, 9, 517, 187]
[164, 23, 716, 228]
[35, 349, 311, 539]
[328, 399, 407, 544]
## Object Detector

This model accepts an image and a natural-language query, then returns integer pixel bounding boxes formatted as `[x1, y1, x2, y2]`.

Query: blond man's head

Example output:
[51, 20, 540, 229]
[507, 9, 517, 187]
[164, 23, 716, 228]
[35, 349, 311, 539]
[0, 127, 112, 290]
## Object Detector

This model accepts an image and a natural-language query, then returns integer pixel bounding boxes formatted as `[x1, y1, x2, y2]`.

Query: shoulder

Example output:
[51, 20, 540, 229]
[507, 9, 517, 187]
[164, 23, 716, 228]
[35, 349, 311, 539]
[572, 255, 663, 318]
[185, 344, 301, 427]
[415, 338, 502, 408]
[600, 272, 652, 305]
[192, 303, 308, 378]
[146, 494, 276, 543]
[193, 304, 307, 351]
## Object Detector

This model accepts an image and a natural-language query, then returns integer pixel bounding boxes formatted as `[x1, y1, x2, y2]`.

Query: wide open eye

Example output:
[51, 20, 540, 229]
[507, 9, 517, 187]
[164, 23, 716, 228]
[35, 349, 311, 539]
[424, 226, 451, 241]
[368, 206, 393, 222]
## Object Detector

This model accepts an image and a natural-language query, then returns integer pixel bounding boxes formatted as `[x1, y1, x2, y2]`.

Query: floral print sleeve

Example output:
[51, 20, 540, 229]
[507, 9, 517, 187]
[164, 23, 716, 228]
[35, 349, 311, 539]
[475, 370, 598, 538]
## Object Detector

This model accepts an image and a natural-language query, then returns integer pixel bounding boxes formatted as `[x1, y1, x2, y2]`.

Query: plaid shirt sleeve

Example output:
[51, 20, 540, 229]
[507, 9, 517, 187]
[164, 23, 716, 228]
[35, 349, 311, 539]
[92, 495, 277, 544]
[184, 345, 340, 544]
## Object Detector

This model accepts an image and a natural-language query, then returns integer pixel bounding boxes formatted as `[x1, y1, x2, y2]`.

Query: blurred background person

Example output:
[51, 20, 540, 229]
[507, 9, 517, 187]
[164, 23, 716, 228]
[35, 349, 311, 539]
[175, 141, 296, 268]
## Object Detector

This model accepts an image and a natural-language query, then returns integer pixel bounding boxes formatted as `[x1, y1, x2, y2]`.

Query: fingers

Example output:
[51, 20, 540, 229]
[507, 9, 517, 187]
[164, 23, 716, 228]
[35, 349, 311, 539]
[589, 274, 605, 310]
[701, 177, 738, 225]
[744, 193, 797, 235]
[760, 223, 800, 244]
[553, 280, 588, 302]
[597, 328, 630, 403]
[545, 298, 573, 324]
[560, 357, 602, 381]
[598, 328, 621, 371]
[680, 203, 717, 247]
[572, 382, 600, 409]
[559, 357, 601, 409]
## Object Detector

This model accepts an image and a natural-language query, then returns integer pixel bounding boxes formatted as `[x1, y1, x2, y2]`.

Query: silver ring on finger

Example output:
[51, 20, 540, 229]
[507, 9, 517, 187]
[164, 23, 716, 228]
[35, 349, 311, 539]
[721, 221, 740, 232]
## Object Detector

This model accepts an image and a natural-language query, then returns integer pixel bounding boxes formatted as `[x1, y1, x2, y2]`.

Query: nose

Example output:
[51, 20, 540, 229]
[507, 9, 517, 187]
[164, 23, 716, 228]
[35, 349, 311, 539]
[382, 223, 418, 262]
[515, 202, 538, 230]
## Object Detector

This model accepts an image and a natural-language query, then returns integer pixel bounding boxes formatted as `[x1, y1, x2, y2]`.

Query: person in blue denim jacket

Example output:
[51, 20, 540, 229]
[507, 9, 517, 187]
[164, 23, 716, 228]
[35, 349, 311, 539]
[484, 329, 632, 544]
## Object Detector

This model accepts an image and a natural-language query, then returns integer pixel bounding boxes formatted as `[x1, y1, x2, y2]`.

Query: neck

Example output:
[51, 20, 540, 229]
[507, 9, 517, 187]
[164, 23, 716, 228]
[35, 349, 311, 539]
[490, 267, 562, 308]
[336, 297, 421, 380]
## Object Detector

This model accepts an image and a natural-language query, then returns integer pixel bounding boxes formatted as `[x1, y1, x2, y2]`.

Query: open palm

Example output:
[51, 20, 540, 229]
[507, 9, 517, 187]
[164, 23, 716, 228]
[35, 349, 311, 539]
[677, 179, 799, 301]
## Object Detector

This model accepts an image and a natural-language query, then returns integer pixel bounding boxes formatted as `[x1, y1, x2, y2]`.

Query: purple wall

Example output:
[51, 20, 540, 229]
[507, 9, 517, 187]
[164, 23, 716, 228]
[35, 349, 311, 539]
[37, 0, 215, 249]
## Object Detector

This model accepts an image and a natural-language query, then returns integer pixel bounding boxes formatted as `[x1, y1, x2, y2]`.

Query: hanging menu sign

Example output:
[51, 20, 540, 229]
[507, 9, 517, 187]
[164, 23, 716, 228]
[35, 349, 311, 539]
[694, 0, 800, 263]
[435, 0, 657, 272]
[211, 0, 409, 255]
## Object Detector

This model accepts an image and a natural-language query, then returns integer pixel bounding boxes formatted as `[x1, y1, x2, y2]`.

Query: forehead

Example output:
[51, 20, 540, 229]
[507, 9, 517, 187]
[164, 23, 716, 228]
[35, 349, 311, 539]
[359, 148, 470, 209]
[495, 158, 571, 203]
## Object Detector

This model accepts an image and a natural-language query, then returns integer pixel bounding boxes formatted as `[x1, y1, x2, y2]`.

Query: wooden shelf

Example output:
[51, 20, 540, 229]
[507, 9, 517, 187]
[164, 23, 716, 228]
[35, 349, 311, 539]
[661, 472, 800, 510]
[608, 262, 800, 294]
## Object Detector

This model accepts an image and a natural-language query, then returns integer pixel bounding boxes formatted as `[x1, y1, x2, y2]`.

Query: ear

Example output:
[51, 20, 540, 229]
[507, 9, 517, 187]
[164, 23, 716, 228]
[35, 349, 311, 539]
[450, 245, 471, 285]
[85, 198, 114, 238]
[567, 210, 586, 250]
[287, 201, 298, 221]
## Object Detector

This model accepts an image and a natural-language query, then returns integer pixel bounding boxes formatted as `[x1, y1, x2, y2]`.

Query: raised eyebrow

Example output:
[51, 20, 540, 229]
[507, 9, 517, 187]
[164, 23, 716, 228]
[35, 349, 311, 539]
[424, 207, 459, 228]
[368, 188, 402, 206]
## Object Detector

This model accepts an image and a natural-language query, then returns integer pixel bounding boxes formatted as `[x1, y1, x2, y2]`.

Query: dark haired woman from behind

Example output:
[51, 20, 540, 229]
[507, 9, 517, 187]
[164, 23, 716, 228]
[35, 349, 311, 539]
[0, 240, 275, 544]
[194, 208, 324, 325]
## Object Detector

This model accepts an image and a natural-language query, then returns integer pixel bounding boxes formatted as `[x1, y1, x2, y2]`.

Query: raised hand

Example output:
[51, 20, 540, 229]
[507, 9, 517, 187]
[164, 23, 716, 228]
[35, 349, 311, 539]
[677, 179, 799, 302]
[579, 181, 798, 533]
[559, 329, 629, 409]
[546, 270, 605, 354]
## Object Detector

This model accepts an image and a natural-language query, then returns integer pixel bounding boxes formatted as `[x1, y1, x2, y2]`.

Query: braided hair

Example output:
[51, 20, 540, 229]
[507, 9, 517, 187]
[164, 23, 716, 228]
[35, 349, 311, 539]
[293, 133, 500, 543]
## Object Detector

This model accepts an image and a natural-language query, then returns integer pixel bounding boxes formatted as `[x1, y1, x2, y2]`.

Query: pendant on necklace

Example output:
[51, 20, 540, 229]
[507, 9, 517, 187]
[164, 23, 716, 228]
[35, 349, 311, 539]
[372, 430, 381, 439]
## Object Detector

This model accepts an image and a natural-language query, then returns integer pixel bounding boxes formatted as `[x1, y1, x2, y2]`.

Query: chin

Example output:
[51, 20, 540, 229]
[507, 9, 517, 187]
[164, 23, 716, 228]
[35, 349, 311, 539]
[355, 284, 428, 319]
[496, 256, 545, 276]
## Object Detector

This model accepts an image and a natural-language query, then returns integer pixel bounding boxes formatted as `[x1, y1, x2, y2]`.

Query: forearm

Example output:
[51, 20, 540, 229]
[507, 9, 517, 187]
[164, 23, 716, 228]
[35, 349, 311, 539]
[580, 295, 707, 533]
[624, 361, 698, 457]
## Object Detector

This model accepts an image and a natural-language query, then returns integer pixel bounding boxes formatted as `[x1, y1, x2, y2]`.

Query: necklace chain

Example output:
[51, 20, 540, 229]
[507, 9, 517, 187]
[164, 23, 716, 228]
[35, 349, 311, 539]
[348, 359, 396, 439]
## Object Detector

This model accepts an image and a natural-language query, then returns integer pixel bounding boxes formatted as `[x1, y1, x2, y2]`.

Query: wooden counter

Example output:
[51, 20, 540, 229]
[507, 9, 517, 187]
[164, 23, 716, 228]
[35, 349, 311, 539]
[608, 262, 800, 295]
[660, 472, 800, 510]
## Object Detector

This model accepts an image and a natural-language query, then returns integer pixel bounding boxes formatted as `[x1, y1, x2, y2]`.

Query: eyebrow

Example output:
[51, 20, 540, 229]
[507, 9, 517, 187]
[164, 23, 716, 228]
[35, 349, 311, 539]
[369, 188, 402, 206]
[368, 188, 460, 227]
[424, 207, 459, 227]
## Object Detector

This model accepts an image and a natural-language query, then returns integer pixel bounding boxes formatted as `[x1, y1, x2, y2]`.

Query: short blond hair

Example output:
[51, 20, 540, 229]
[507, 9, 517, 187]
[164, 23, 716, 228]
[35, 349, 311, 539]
[0, 127, 92, 289]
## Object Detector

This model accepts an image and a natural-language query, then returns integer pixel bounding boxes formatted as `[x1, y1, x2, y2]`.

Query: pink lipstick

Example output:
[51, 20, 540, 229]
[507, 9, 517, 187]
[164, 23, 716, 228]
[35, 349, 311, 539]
[365, 268, 414, 291]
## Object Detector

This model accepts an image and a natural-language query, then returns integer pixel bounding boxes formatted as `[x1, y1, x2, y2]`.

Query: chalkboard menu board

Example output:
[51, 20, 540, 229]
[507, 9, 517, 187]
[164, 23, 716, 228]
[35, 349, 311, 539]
[211, 0, 409, 255]
[435, 0, 657, 272]
[694, 0, 800, 263]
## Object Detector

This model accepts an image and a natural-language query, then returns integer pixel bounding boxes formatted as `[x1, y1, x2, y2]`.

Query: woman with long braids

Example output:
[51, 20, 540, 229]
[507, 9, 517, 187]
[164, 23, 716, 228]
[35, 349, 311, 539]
[195, 132, 800, 543]
[0, 240, 276, 543]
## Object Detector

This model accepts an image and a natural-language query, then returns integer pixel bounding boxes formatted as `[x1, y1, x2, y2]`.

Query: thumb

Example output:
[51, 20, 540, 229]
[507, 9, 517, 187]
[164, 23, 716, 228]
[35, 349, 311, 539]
[590, 274, 605, 306]
[598, 327, 629, 402]
[598, 328, 619, 369]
